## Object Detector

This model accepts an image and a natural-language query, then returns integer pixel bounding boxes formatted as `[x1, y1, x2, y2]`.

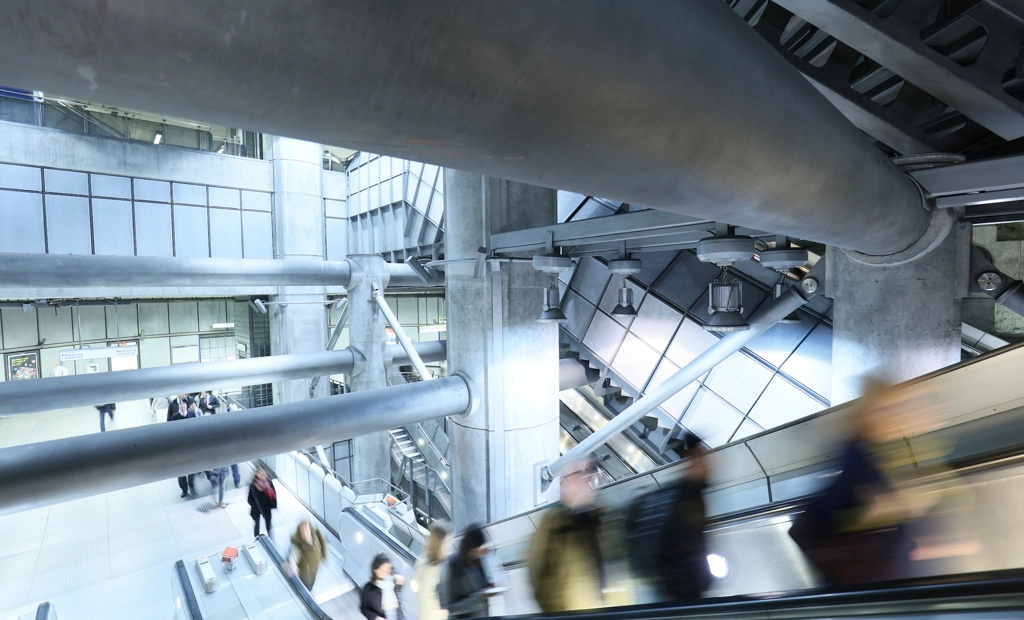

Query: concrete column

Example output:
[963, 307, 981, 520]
[445, 170, 560, 529]
[345, 254, 392, 483]
[829, 225, 966, 404]
[268, 137, 330, 404]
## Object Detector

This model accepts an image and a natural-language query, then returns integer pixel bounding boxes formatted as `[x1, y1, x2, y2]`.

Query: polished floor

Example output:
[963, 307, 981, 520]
[0, 399, 361, 619]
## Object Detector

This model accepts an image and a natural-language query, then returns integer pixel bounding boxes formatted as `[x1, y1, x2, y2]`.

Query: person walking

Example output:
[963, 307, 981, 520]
[95, 403, 116, 433]
[284, 521, 328, 591]
[149, 396, 169, 419]
[415, 522, 450, 620]
[361, 553, 405, 620]
[439, 525, 496, 619]
[248, 467, 277, 537]
[207, 465, 229, 509]
[166, 394, 193, 422]
[199, 391, 220, 415]
[167, 395, 198, 498]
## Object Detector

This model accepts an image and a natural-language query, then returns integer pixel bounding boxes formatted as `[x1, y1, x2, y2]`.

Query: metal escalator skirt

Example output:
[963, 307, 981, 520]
[174, 559, 204, 620]
[257, 534, 333, 620]
[342, 507, 417, 565]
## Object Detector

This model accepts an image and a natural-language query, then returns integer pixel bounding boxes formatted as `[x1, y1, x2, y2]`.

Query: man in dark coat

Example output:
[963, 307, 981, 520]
[95, 403, 116, 432]
[167, 394, 198, 497]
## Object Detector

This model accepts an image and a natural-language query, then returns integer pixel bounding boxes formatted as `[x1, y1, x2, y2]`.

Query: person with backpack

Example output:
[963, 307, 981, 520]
[283, 520, 328, 591]
[527, 456, 627, 612]
[625, 446, 711, 602]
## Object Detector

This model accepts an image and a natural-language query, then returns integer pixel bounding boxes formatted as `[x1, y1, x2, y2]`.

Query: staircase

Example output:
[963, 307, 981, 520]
[389, 428, 426, 467]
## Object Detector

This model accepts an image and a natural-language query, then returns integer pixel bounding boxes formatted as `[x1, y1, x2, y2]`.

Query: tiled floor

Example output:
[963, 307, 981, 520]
[0, 399, 360, 619]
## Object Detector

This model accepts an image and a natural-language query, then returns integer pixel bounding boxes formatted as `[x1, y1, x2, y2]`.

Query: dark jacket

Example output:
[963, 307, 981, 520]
[199, 394, 220, 414]
[439, 553, 492, 619]
[166, 396, 194, 422]
[658, 480, 710, 601]
[166, 403, 196, 422]
[247, 479, 278, 518]
[95, 404, 115, 414]
[360, 580, 403, 620]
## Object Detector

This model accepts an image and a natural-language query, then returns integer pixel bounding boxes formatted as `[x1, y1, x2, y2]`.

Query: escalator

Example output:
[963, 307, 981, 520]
[332, 339, 1024, 618]
[171, 534, 335, 619]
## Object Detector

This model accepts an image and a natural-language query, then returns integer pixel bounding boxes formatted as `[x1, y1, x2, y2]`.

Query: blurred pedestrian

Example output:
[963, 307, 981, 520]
[199, 390, 220, 415]
[166, 394, 193, 422]
[95, 403, 115, 433]
[528, 456, 625, 612]
[149, 396, 169, 419]
[284, 521, 328, 591]
[248, 467, 277, 537]
[361, 552, 405, 620]
[789, 379, 917, 586]
[439, 524, 496, 619]
[628, 446, 711, 601]
[167, 394, 198, 498]
[415, 522, 450, 620]
[207, 465, 229, 509]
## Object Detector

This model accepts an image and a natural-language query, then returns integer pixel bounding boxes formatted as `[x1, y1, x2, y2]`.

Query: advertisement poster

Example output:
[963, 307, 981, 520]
[7, 351, 38, 381]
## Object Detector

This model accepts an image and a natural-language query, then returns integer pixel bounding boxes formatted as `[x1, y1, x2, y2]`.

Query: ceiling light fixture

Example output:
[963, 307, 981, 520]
[537, 286, 567, 323]
[608, 257, 642, 317]
[706, 270, 749, 332]
[153, 132, 163, 145]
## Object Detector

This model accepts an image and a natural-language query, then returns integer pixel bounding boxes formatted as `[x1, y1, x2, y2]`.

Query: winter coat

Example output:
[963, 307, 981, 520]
[527, 503, 628, 613]
[289, 527, 328, 588]
[247, 479, 277, 518]
[439, 553, 491, 619]
[658, 479, 711, 601]
[414, 559, 448, 620]
[361, 580, 404, 620]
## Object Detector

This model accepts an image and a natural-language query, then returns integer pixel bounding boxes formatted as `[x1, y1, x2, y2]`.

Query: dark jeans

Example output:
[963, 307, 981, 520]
[231, 464, 241, 486]
[178, 474, 195, 494]
[98, 409, 113, 432]
[253, 510, 272, 537]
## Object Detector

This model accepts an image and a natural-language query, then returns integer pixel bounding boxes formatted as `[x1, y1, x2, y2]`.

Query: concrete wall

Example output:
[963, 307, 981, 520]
[0, 121, 280, 298]
[0, 300, 234, 381]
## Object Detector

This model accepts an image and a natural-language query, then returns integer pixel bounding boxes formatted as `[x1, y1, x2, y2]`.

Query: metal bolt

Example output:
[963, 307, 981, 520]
[977, 272, 1003, 292]
[800, 277, 819, 294]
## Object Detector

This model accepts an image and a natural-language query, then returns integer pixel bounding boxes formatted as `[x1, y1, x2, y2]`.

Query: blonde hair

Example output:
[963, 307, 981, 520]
[425, 521, 449, 565]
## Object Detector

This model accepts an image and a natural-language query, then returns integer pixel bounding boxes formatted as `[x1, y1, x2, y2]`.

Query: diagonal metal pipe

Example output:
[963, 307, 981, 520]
[542, 284, 814, 486]
[0, 1, 926, 254]
[0, 377, 474, 516]
[0, 341, 447, 417]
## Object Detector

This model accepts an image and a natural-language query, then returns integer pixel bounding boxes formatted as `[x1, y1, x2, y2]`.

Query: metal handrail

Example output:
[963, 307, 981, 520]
[298, 448, 410, 503]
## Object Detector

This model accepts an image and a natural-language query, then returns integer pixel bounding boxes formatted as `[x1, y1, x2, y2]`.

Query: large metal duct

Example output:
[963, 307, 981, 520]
[0, 341, 447, 417]
[0, 1, 926, 254]
[0, 377, 474, 516]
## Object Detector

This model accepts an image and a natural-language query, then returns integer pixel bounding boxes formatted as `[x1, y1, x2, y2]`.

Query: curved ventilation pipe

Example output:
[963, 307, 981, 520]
[0, 1, 926, 254]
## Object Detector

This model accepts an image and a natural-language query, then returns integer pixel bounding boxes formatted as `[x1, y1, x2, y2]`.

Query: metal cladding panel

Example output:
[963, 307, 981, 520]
[172, 205, 209, 258]
[0, 163, 40, 191]
[0, 189, 44, 253]
[133, 202, 173, 257]
[172, 182, 207, 206]
[242, 210, 273, 259]
[106, 303, 140, 338]
[611, 333, 660, 392]
[747, 376, 824, 430]
[133, 179, 170, 203]
[38, 305, 73, 343]
[91, 174, 132, 200]
[780, 323, 833, 402]
[745, 408, 855, 476]
[208, 186, 240, 209]
[168, 302, 199, 334]
[705, 351, 774, 415]
[44, 194, 91, 255]
[209, 208, 243, 259]
[74, 305, 106, 341]
[241, 190, 272, 212]
[0, 307, 39, 349]
[582, 311, 626, 364]
[138, 302, 170, 335]
[91, 198, 135, 256]
[630, 294, 682, 352]
[44, 169, 88, 195]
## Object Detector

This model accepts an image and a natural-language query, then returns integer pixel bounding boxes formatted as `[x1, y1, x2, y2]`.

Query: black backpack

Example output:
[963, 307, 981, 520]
[624, 485, 681, 579]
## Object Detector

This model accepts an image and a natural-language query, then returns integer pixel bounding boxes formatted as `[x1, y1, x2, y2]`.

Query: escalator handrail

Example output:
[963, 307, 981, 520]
[490, 568, 1024, 620]
[257, 534, 333, 620]
[341, 506, 417, 565]
[174, 559, 204, 620]
[34, 601, 52, 620]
